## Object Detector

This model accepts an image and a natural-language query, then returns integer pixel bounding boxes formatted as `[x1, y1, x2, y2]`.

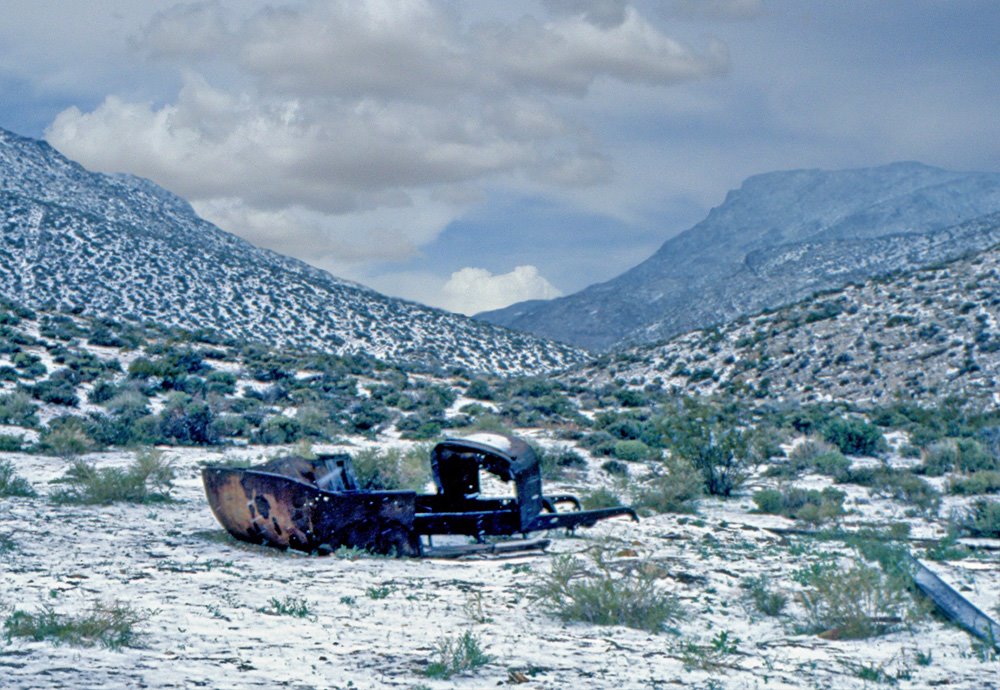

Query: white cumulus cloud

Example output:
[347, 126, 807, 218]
[43, 1, 728, 305]
[440, 265, 563, 315]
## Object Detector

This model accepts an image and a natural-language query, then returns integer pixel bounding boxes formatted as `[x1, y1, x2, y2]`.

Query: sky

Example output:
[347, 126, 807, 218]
[2, 1, 999, 314]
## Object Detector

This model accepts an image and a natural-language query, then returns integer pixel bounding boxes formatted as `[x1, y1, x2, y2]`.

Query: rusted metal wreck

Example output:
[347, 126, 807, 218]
[203, 433, 637, 557]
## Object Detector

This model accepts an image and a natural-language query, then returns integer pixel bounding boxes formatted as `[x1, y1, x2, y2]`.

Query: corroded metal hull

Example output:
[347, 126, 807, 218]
[202, 466, 421, 556]
[202, 436, 637, 559]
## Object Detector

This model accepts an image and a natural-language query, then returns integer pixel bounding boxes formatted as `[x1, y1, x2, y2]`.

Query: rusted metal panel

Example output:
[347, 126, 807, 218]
[202, 434, 637, 558]
[203, 464, 420, 556]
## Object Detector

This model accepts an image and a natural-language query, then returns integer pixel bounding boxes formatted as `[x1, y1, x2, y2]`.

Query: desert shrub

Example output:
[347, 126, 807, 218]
[158, 394, 217, 445]
[465, 379, 494, 400]
[635, 456, 703, 514]
[655, 400, 758, 496]
[796, 560, 915, 639]
[50, 449, 175, 505]
[677, 428, 755, 497]
[0, 459, 35, 497]
[822, 418, 887, 456]
[0, 434, 23, 452]
[600, 459, 629, 477]
[205, 371, 237, 396]
[612, 439, 657, 462]
[350, 446, 430, 492]
[580, 430, 617, 457]
[784, 438, 851, 479]
[38, 416, 95, 458]
[535, 445, 587, 479]
[395, 412, 442, 440]
[948, 470, 1000, 495]
[958, 500, 1000, 538]
[30, 372, 80, 407]
[921, 438, 998, 476]
[349, 399, 390, 435]
[752, 486, 846, 524]
[0, 391, 39, 427]
[533, 551, 682, 633]
[3, 602, 145, 649]
[424, 630, 492, 679]
[254, 415, 303, 444]
[741, 575, 787, 617]
[920, 440, 959, 476]
[581, 486, 625, 510]
[847, 468, 940, 515]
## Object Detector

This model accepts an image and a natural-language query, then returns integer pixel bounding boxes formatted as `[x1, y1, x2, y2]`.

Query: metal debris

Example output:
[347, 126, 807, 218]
[203, 434, 637, 557]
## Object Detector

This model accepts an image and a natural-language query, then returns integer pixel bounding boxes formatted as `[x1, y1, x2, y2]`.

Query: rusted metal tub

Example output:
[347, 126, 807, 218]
[203, 434, 637, 557]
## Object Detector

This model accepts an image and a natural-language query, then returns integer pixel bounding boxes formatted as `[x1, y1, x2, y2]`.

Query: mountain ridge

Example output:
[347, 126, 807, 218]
[477, 162, 1000, 350]
[573, 238, 1000, 406]
[0, 127, 586, 375]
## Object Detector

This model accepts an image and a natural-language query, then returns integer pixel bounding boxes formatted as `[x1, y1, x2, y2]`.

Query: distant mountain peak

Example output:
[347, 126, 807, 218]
[477, 162, 1000, 350]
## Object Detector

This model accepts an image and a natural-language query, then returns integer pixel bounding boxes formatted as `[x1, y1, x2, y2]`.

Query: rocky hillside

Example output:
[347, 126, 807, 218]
[0, 128, 584, 375]
[575, 242, 1000, 406]
[478, 162, 1000, 350]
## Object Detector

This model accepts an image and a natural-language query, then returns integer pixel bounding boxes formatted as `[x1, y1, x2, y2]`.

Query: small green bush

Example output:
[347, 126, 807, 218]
[533, 551, 682, 633]
[847, 467, 940, 514]
[38, 417, 95, 458]
[0, 459, 35, 497]
[261, 596, 311, 618]
[921, 438, 998, 476]
[796, 560, 915, 639]
[535, 444, 587, 478]
[424, 630, 492, 679]
[635, 456, 703, 514]
[786, 438, 851, 479]
[823, 418, 887, 456]
[50, 449, 175, 505]
[742, 575, 787, 617]
[669, 425, 756, 497]
[959, 500, 1000, 538]
[948, 471, 1000, 495]
[0, 391, 40, 427]
[3, 602, 146, 649]
[581, 486, 625, 510]
[920, 440, 959, 476]
[600, 459, 629, 477]
[612, 439, 656, 462]
[752, 486, 846, 524]
[350, 446, 430, 492]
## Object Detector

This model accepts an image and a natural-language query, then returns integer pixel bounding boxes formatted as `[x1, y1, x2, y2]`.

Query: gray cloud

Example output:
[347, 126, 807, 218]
[47, 0, 726, 270]
[141, 1, 231, 58]
[663, 0, 763, 21]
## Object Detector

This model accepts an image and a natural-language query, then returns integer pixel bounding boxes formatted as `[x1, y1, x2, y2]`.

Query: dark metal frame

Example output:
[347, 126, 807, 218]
[203, 435, 637, 557]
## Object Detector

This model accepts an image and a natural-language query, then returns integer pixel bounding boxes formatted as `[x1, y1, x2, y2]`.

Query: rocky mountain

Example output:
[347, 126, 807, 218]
[478, 162, 1000, 350]
[574, 240, 1000, 406]
[0, 127, 584, 375]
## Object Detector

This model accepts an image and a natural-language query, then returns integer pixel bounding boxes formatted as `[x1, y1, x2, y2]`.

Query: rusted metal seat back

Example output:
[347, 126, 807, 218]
[430, 434, 543, 532]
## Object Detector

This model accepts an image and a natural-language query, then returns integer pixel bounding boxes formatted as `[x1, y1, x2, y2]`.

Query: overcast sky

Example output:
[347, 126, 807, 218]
[2, 1, 998, 314]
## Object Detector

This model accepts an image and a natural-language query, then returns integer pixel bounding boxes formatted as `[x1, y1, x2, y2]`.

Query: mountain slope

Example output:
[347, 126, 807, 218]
[574, 240, 1000, 406]
[0, 127, 585, 375]
[478, 162, 1000, 350]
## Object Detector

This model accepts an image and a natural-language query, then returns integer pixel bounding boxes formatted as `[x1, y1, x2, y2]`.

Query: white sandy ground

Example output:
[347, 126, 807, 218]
[2, 444, 1000, 690]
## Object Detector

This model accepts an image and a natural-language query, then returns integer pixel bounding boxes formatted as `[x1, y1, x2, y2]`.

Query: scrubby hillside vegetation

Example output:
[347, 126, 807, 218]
[2, 291, 1000, 687]
[0, 127, 584, 375]
[580, 242, 1000, 406]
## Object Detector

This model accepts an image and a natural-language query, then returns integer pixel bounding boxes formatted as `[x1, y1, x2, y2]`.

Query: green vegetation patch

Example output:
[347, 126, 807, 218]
[4, 602, 147, 649]
[753, 486, 846, 524]
[0, 459, 36, 498]
[533, 551, 682, 633]
[424, 630, 492, 679]
[50, 449, 175, 505]
[795, 560, 917, 639]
